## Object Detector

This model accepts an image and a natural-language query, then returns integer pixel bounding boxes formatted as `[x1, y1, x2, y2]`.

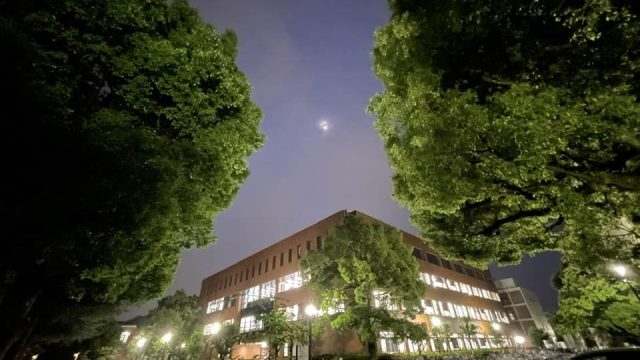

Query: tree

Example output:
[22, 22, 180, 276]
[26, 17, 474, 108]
[253, 309, 306, 360]
[301, 212, 425, 359]
[528, 328, 549, 349]
[555, 262, 640, 344]
[127, 290, 204, 360]
[487, 326, 504, 349]
[0, 0, 263, 357]
[207, 324, 240, 360]
[405, 322, 430, 356]
[459, 317, 479, 351]
[370, 0, 640, 267]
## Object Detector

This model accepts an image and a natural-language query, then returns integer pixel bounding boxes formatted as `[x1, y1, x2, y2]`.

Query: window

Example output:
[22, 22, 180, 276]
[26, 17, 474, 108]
[373, 290, 398, 311]
[252, 265, 255, 278]
[297, 244, 301, 259]
[272, 256, 276, 270]
[420, 272, 431, 285]
[380, 332, 400, 353]
[288, 248, 292, 263]
[280, 252, 284, 266]
[234, 273, 237, 285]
[307, 240, 311, 251]
[258, 262, 262, 275]
[441, 259, 452, 270]
[239, 270, 243, 283]
[316, 236, 322, 250]
[446, 279, 460, 292]
[278, 272, 303, 292]
[240, 315, 262, 333]
[465, 267, 476, 277]
[421, 299, 435, 315]
[284, 304, 299, 321]
[454, 264, 465, 274]
[224, 277, 228, 289]
[431, 275, 446, 289]
[265, 259, 269, 273]
[204, 323, 218, 335]
[260, 280, 276, 299]
[412, 248, 424, 260]
[242, 285, 260, 308]
[246, 269, 249, 281]
[225, 295, 237, 309]
[206, 298, 224, 314]
[426, 253, 440, 266]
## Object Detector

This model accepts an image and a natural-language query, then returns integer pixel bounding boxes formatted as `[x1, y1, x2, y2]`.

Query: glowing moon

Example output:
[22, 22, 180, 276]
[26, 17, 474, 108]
[318, 119, 331, 133]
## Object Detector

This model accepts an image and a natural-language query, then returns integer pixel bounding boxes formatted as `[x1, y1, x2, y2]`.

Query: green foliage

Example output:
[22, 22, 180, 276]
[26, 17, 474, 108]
[127, 291, 204, 360]
[207, 324, 240, 360]
[251, 309, 306, 360]
[0, 0, 262, 356]
[528, 328, 549, 349]
[370, 0, 640, 266]
[301, 213, 425, 359]
[370, 0, 640, 342]
[555, 262, 640, 343]
[459, 317, 479, 342]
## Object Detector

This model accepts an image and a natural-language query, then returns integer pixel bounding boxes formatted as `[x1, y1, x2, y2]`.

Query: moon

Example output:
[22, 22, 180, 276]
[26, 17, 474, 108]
[318, 119, 331, 133]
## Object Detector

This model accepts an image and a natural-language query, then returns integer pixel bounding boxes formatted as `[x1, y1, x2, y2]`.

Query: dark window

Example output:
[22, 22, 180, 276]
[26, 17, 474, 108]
[441, 259, 452, 270]
[272, 256, 276, 270]
[234, 273, 237, 285]
[316, 236, 322, 250]
[239, 270, 243, 283]
[252, 265, 255, 278]
[225, 295, 237, 308]
[412, 248, 424, 260]
[258, 263, 262, 275]
[475, 270, 484, 279]
[465, 267, 475, 277]
[297, 245, 301, 259]
[265, 259, 269, 273]
[246, 268, 249, 281]
[307, 241, 311, 251]
[454, 264, 464, 274]
[426, 253, 441, 266]
[280, 252, 284, 266]
[288, 248, 292, 262]
[509, 290, 525, 304]
[224, 278, 227, 288]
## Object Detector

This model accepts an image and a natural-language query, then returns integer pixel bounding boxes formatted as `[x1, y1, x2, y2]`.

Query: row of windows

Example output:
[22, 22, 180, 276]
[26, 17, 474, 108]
[412, 248, 491, 281]
[237, 304, 299, 334]
[420, 272, 501, 302]
[381, 331, 514, 353]
[206, 272, 304, 314]
[421, 299, 510, 323]
[204, 237, 324, 296]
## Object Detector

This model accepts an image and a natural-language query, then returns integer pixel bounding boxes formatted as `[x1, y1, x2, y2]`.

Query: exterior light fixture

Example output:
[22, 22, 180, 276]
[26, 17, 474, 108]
[514, 335, 525, 345]
[136, 338, 147, 348]
[180, 342, 186, 349]
[161, 332, 173, 343]
[431, 317, 442, 327]
[305, 304, 317, 317]
[211, 322, 221, 335]
[613, 265, 627, 279]
[491, 323, 501, 331]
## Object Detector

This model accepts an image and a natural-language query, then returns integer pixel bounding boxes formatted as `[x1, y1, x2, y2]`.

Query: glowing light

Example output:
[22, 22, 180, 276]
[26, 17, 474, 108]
[318, 119, 331, 133]
[180, 342, 186, 349]
[73, 353, 80, 360]
[305, 304, 317, 317]
[136, 338, 146, 348]
[514, 335, 525, 345]
[491, 323, 501, 331]
[32, 355, 39, 360]
[120, 331, 131, 343]
[211, 322, 221, 335]
[431, 317, 442, 327]
[260, 341, 268, 348]
[613, 265, 627, 278]
[161, 332, 173, 343]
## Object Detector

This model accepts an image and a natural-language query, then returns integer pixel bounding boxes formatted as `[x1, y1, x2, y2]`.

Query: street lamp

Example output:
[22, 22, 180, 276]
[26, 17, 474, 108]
[514, 335, 525, 352]
[305, 305, 318, 360]
[612, 264, 640, 301]
[136, 338, 147, 348]
[211, 322, 221, 335]
[161, 332, 173, 343]
[491, 323, 501, 331]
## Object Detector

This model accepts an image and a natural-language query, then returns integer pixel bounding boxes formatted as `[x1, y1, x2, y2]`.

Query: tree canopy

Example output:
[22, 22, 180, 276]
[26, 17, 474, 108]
[253, 309, 306, 360]
[300, 212, 425, 359]
[0, 0, 263, 358]
[370, 0, 640, 267]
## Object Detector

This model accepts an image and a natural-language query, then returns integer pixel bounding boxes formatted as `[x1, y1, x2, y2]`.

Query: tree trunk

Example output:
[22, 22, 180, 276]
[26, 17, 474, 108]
[366, 341, 376, 360]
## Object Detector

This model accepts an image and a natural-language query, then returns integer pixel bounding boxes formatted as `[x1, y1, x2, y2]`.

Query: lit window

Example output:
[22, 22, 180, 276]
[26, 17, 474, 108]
[422, 299, 435, 315]
[239, 315, 262, 333]
[431, 275, 446, 289]
[260, 280, 276, 299]
[241, 285, 260, 308]
[284, 304, 299, 321]
[278, 272, 303, 292]
[120, 331, 131, 343]
[207, 298, 225, 313]
[446, 279, 460, 292]
[373, 290, 399, 311]
[420, 272, 431, 285]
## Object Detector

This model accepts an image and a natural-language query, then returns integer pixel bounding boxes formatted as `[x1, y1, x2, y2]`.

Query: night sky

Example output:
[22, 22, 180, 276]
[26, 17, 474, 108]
[129, 0, 562, 316]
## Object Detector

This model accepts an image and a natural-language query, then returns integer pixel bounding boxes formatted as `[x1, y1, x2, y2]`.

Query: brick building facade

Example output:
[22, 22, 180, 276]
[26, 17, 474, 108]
[199, 210, 519, 359]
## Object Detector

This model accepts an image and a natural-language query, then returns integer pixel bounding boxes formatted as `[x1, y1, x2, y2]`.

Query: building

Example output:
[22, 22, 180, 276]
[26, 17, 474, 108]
[200, 210, 518, 358]
[494, 278, 556, 347]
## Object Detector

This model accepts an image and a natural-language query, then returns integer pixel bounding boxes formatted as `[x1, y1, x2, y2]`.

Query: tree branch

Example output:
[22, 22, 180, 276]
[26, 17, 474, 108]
[476, 208, 551, 236]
